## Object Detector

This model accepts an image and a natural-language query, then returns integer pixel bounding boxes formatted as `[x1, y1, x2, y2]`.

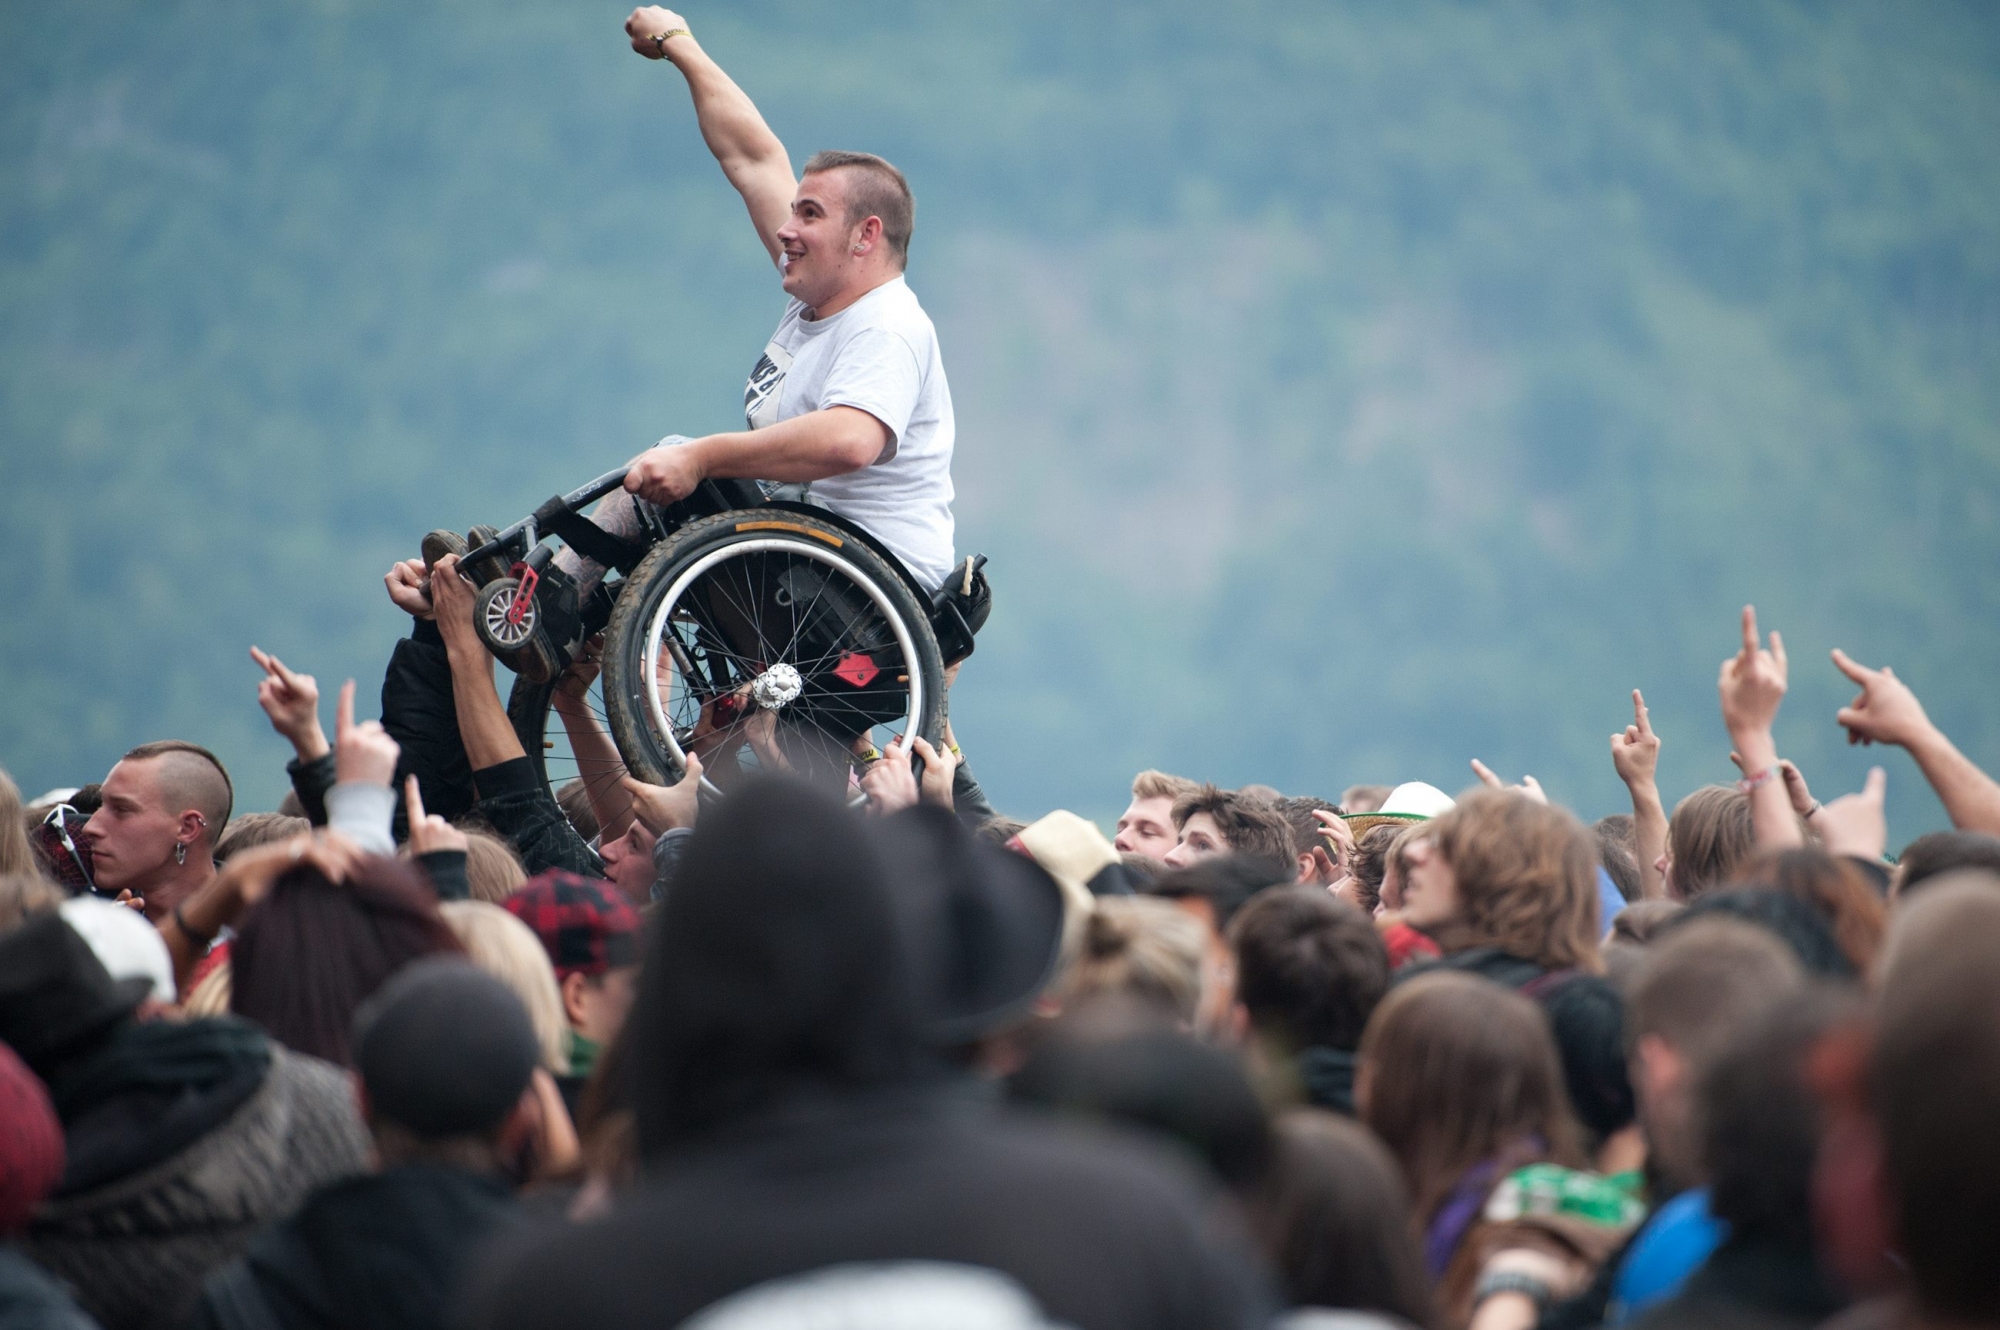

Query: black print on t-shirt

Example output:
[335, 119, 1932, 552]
[744, 348, 786, 430]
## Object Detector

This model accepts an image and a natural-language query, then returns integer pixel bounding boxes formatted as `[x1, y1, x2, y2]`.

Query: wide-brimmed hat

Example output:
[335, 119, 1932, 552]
[875, 805, 1068, 1046]
[1340, 781, 1456, 839]
[0, 914, 152, 1076]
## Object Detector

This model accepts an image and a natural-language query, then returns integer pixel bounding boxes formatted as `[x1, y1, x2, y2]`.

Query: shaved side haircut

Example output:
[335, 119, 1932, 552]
[122, 740, 234, 846]
[801, 150, 915, 266]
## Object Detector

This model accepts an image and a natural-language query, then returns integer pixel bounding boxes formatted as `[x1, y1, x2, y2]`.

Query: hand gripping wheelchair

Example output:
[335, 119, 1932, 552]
[450, 468, 990, 804]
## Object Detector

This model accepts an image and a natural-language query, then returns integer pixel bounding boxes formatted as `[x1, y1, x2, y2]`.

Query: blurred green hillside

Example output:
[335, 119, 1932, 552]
[4, 1, 1998, 844]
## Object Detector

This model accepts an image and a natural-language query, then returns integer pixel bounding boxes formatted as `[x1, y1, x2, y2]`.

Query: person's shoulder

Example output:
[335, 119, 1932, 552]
[847, 277, 935, 341]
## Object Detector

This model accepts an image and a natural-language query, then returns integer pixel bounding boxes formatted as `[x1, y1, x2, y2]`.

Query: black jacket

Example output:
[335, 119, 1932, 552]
[190, 1166, 524, 1330]
[461, 1084, 1268, 1330]
[1623, 1234, 1845, 1330]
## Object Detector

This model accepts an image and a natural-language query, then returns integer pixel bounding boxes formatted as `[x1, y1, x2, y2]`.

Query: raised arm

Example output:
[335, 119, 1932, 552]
[626, 8, 794, 267]
[1611, 689, 1670, 900]
[1719, 606, 1806, 850]
[1833, 648, 2000, 836]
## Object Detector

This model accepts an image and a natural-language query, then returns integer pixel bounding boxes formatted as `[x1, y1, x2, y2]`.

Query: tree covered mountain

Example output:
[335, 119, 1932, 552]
[4, 1, 1997, 842]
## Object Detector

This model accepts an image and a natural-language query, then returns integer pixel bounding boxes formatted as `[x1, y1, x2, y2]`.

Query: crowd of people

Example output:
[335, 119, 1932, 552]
[3, 525, 2000, 1330]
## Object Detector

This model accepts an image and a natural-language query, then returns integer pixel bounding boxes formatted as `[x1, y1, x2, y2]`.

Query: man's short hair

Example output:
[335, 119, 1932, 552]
[120, 741, 233, 847]
[1873, 878, 2000, 1321]
[214, 812, 309, 864]
[1170, 785, 1297, 875]
[1896, 830, 2000, 898]
[1229, 886, 1388, 1053]
[800, 150, 914, 266]
[1130, 770, 1199, 804]
[1273, 797, 1340, 866]
[1593, 815, 1641, 903]
[1699, 986, 1857, 1245]
[1625, 917, 1803, 1064]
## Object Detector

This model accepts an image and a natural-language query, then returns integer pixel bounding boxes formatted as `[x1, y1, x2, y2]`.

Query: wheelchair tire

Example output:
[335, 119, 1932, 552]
[600, 507, 946, 795]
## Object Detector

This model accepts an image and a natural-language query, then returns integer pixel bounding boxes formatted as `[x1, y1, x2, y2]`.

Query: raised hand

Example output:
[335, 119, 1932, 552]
[1814, 767, 1889, 862]
[1470, 759, 1548, 805]
[251, 646, 330, 761]
[554, 634, 605, 701]
[625, 6, 689, 58]
[912, 735, 957, 809]
[404, 775, 467, 856]
[384, 558, 435, 619]
[333, 679, 401, 787]
[1719, 605, 1788, 744]
[1831, 649, 1934, 749]
[1610, 689, 1659, 790]
[859, 735, 919, 816]
[620, 752, 704, 834]
[1312, 807, 1358, 872]
[427, 554, 485, 659]
[743, 708, 793, 772]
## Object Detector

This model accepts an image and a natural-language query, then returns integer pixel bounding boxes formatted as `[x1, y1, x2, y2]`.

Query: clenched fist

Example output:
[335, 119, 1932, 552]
[625, 7, 690, 59]
[624, 441, 708, 506]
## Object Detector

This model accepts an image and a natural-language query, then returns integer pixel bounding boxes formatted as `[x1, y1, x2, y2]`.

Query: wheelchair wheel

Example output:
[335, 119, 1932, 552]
[600, 508, 945, 796]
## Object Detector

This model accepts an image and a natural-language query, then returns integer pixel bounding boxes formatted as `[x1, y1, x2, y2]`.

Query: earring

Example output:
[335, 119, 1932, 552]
[174, 842, 187, 866]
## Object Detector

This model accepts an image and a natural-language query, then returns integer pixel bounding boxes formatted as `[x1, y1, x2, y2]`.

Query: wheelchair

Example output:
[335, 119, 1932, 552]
[450, 467, 989, 806]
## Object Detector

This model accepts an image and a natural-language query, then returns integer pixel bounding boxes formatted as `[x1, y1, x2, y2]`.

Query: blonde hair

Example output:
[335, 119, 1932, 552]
[1057, 895, 1207, 1025]
[183, 960, 232, 1017]
[462, 829, 529, 904]
[440, 900, 570, 1073]
[0, 769, 38, 880]
[1131, 769, 1199, 804]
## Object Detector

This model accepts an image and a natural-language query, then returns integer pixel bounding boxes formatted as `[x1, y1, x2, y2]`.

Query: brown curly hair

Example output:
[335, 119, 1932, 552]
[1426, 790, 1602, 973]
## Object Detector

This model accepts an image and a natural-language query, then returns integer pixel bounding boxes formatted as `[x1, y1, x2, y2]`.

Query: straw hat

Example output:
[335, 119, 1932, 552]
[1340, 781, 1455, 839]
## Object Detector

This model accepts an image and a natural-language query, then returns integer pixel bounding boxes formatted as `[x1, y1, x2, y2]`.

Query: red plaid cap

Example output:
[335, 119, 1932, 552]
[0, 1041, 64, 1234]
[504, 870, 641, 981]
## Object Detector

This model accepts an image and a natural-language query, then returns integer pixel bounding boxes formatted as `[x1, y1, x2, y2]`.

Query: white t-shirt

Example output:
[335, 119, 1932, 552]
[744, 276, 956, 591]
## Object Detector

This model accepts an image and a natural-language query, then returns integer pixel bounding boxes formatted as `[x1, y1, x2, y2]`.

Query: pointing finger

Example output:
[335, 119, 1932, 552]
[336, 680, 356, 738]
[1632, 689, 1653, 736]
[1829, 648, 1872, 686]
[1740, 605, 1759, 656]
[1470, 759, 1502, 788]
[1862, 766, 1887, 804]
[404, 774, 426, 826]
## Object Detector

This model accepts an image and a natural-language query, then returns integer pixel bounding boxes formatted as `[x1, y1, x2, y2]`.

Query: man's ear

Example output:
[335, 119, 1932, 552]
[852, 214, 883, 256]
[1633, 1033, 1684, 1106]
[1298, 845, 1335, 885]
[561, 970, 592, 1028]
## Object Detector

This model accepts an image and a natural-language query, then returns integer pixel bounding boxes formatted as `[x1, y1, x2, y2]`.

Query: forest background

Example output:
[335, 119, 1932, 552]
[5, 1, 1998, 845]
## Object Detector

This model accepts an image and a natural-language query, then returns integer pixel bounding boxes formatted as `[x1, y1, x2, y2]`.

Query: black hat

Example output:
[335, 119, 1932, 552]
[351, 957, 540, 1138]
[874, 805, 1067, 1045]
[0, 914, 150, 1077]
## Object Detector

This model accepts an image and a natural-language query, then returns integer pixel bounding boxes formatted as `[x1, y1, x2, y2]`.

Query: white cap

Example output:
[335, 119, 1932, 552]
[59, 896, 176, 1003]
[1380, 781, 1456, 818]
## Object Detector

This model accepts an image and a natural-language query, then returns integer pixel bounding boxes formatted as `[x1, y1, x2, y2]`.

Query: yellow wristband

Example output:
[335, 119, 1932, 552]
[651, 28, 690, 56]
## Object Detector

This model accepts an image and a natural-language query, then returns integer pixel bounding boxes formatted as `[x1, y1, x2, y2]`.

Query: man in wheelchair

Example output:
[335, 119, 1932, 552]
[415, 7, 981, 799]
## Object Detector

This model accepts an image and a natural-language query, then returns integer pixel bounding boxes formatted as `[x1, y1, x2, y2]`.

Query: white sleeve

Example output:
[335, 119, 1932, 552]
[325, 782, 398, 856]
[816, 328, 922, 463]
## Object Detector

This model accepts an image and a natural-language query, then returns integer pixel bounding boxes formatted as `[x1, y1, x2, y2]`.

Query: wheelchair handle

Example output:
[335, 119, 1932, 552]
[458, 466, 632, 571]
